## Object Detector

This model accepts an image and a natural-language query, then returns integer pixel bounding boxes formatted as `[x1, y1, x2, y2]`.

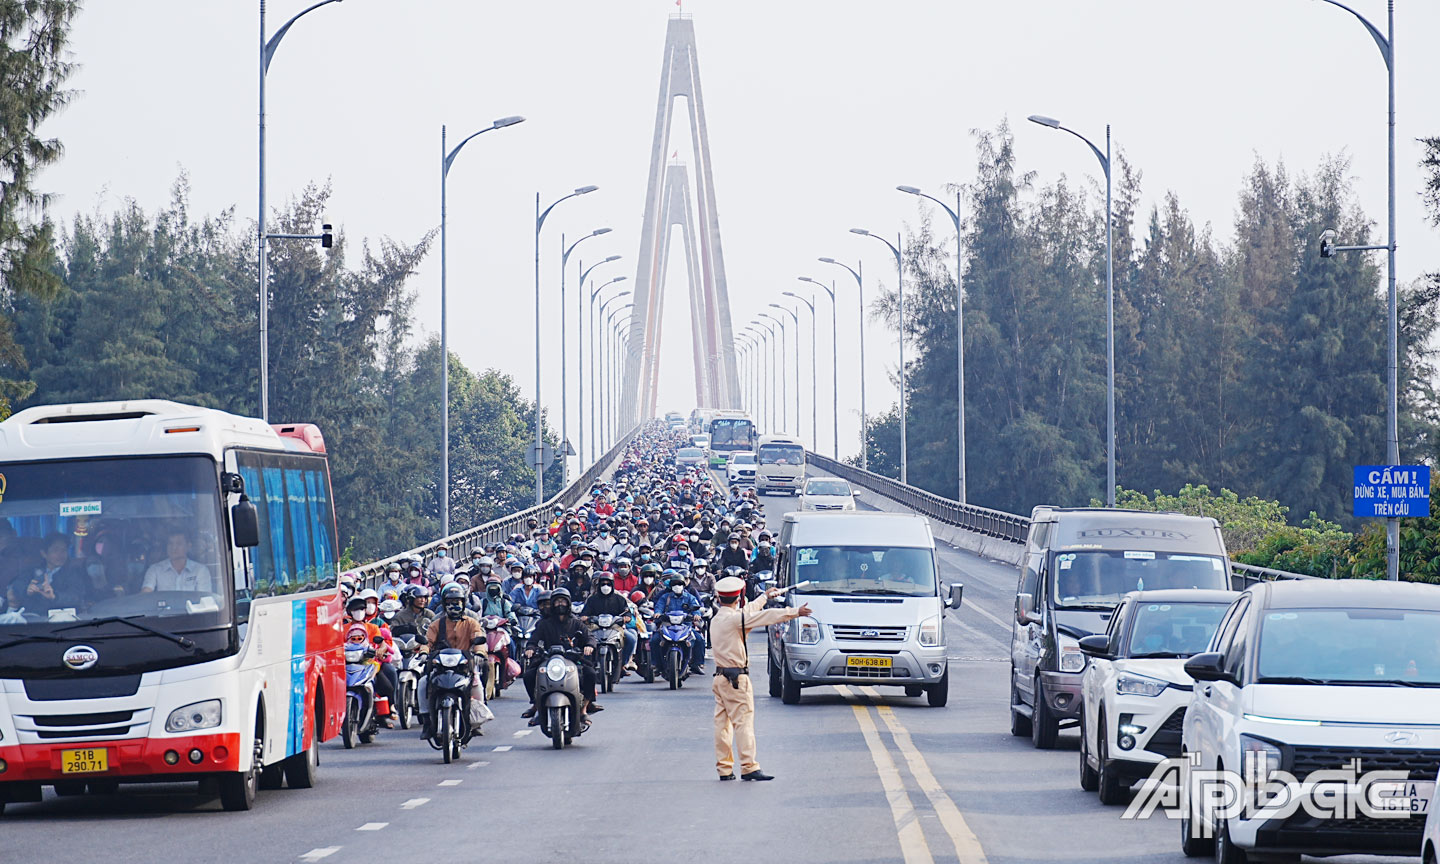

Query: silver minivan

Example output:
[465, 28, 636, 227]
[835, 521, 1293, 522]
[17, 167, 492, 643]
[765, 512, 962, 706]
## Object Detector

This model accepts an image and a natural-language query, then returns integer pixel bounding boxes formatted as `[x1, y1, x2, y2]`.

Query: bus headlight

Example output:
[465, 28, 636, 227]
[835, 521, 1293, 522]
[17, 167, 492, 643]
[166, 699, 222, 733]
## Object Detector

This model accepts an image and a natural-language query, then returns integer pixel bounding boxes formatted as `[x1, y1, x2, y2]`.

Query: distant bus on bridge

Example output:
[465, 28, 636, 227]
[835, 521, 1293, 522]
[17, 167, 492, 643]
[706, 411, 755, 467]
[0, 400, 345, 813]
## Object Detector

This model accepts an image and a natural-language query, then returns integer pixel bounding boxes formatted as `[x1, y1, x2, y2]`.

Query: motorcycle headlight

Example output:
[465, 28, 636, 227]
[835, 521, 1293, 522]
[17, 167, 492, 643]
[597, 614, 615, 627]
[166, 699, 222, 733]
[917, 614, 942, 647]
[1057, 634, 1086, 673]
[1116, 673, 1168, 697]
[668, 612, 685, 624]
[438, 652, 462, 668]
[545, 658, 568, 682]
[793, 616, 820, 645]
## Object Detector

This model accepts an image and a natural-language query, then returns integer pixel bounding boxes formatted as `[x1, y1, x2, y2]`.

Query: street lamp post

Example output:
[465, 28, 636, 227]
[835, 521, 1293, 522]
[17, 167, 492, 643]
[601, 301, 632, 452]
[850, 229, 907, 483]
[591, 280, 628, 462]
[755, 319, 779, 434]
[782, 292, 819, 452]
[614, 326, 632, 445]
[797, 277, 839, 459]
[533, 185, 598, 503]
[897, 185, 966, 502]
[437, 115, 524, 538]
[560, 229, 613, 483]
[258, 0, 346, 422]
[574, 253, 620, 470]
[769, 303, 802, 440]
[759, 311, 789, 434]
[1027, 114, 1113, 506]
[819, 257, 867, 469]
[1314, 0, 1398, 580]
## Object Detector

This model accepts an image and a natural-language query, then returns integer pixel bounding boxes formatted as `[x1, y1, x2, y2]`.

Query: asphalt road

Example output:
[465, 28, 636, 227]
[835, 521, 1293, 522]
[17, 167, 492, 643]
[0, 483, 1416, 864]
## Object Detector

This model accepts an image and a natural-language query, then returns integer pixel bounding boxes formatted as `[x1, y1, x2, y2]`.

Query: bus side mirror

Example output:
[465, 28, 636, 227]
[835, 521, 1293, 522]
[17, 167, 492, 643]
[231, 495, 260, 548]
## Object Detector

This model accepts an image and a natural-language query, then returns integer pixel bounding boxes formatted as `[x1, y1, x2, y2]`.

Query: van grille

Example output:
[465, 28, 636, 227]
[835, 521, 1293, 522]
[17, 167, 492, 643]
[832, 625, 907, 642]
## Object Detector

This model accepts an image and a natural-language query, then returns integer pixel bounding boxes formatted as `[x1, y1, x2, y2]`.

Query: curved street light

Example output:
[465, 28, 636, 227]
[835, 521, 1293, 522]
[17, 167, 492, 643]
[796, 277, 839, 459]
[819, 256, 867, 469]
[850, 228, 907, 483]
[782, 291, 818, 451]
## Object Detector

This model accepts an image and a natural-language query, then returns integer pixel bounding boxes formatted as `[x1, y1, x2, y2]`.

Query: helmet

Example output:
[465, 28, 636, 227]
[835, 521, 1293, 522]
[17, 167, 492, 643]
[640, 562, 662, 577]
[594, 571, 614, 585]
[614, 557, 633, 570]
[523, 564, 540, 577]
[692, 559, 709, 571]
[550, 587, 572, 604]
[537, 590, 553, 604]
[485, 574, 502, 586]
[358, 588, 379, 602]
[629, 590, 647, 604]
[568, 560, 590, 574]
[345, 595, 367, 614]
[439, 583, 467, 603]
[386, 562, 401, 573]
[478, 555, 495, 569]
[379, 598, 402, 617]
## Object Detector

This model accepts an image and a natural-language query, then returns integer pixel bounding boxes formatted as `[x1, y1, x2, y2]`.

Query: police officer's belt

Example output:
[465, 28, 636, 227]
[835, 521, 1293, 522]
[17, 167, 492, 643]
[714, 666, 748, 688]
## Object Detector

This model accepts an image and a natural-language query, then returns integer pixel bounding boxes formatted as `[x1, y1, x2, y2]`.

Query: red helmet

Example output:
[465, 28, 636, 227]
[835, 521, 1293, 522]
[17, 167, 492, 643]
[629, 590, 646, 604]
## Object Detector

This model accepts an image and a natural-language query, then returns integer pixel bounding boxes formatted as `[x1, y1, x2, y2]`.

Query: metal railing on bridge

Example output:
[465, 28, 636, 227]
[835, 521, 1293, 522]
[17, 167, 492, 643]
[806, 452, 1313, 586]
[354, 424, 643, 586]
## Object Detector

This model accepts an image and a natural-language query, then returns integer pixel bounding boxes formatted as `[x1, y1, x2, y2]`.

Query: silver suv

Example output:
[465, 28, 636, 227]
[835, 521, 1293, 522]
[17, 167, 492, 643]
[765, 512, 962, 707]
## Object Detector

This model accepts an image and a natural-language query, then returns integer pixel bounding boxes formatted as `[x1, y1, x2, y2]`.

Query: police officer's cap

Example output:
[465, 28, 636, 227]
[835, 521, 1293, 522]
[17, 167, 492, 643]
[715, 576, 746, 597]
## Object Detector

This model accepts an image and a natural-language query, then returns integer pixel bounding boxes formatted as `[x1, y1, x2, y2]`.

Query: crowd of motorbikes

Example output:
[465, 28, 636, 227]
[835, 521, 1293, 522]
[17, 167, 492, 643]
[335, 422, 777, 756]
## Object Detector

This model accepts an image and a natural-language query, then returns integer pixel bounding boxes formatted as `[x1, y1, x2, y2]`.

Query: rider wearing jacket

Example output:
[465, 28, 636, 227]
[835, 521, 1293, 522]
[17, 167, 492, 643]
[579, 572, 638, 670]
[651, 574, 705, 675]
[522, 587, 600, 723]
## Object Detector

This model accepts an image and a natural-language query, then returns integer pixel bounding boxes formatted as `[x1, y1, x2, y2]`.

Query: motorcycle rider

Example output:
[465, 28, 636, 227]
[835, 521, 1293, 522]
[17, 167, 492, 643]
[501, 558, 526, 596]
[579, 571, 637, 672]
[638, 562, 663, 601]
[689, 558, 716, 598]
[379, 562, 404, 596]
[651, 573, 705, 676]
[509, 565, 542, 608]
[419, 582, 486, 738]
[478, 575, 520, 651]
[561, 560, 593, 601]
[394, 585, 435, 634]
[430, 543, 456, 578]
[718, 533, 749, 571]
[522, 587, 600, 725]
[611, 557, 638, 595]
[749, 532, 776, 574]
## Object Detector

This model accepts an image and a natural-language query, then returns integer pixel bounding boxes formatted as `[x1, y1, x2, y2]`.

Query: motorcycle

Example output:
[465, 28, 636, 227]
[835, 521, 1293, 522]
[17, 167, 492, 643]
[481, 615, 513, 700]
[589, 613, 627, 694]
[391, 627, 423, 730]
[425, 645, 478, 764]
[635, 602, 656, 684]
[342, 633, 386, 748]
[657, 611, 698, 690]
[534, 646, 587, 751]
[515, 605, 541, 648]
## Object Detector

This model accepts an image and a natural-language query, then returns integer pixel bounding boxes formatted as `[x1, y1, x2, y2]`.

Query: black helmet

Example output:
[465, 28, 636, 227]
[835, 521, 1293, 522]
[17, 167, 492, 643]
[723, 565, 747, 578]
[640, 562, 663, 577]
[550, 587, 572, 601]
[537, 590, 553, 604]
[522, 564, 540, 577]
[345, 596, 368, 614]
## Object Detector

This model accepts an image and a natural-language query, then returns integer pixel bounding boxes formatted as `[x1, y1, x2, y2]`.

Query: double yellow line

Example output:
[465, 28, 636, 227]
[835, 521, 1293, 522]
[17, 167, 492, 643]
[840, 685, 989, 864]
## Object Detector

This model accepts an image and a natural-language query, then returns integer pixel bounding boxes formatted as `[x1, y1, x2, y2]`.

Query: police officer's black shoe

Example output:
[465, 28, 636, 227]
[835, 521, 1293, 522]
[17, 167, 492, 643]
[718, 773, 736, 781]
[741, 770, 774, 782]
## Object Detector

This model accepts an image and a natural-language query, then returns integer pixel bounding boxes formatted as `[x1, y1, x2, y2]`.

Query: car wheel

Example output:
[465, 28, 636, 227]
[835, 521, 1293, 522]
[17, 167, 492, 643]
[1079, 713, 1099, 792]
[1179, 754, 1211, 858]
[780, 660, 801, 705]
[768, 652, 782, 698]
[1031, 678, 1058, 749]
[1214, 811, 1248, 864]
[1096, 716, 1127, 805]
[1009, 672, 1033, 737]
[925, 667, 949, 707]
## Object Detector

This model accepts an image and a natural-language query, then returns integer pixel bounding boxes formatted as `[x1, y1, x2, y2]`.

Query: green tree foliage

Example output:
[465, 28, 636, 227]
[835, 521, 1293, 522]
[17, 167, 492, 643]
[0, 0, 80, 416]
[12, 180, 562, 561]
[865, 123, 1439, 531]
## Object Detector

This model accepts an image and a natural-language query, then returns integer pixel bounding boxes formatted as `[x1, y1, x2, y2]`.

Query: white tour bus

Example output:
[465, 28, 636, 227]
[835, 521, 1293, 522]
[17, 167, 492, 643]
[0, 400, 345, 813]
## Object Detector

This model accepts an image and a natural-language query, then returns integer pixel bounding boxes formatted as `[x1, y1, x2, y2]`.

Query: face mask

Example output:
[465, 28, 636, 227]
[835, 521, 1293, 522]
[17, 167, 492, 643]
[643, 577, 655, 586]
[670, 585, 684, 595]
[445, 603, 464, 619]
[437, 550, 447, 557]
[479, 565, 491, 574]
[601, 530, 609, 536]
[760, 541, 771, 549]
[554, 603, 571, 617]
[523, 577, 534, 586]
[600, 585, 612, 595]
[730, 542, 739, 548]
[366, 603, 378, 616]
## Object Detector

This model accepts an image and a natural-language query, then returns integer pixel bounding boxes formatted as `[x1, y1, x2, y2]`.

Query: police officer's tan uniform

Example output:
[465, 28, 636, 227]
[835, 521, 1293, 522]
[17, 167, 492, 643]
[710, 576, 804, 779]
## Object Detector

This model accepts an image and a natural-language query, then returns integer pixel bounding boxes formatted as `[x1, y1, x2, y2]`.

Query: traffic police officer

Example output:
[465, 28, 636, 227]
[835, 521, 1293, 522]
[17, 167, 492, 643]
[710, 573, 810, 780]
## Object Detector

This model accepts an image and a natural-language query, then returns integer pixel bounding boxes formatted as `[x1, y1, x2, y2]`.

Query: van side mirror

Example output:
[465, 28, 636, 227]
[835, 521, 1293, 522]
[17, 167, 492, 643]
[945, 582, 964, 610]
[1078, 634, 1112, 659]
[1183, 652, 1233, 684]
[231, 495, 260, 548]
[1016, 593, 1038, 625]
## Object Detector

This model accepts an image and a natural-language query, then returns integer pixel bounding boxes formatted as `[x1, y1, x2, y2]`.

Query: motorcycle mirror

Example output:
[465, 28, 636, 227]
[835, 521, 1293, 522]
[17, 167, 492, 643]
[372, 635, 384, 645]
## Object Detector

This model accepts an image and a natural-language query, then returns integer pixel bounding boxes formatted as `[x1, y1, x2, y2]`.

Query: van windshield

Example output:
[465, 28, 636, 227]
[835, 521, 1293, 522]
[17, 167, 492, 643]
[759, 444, 804, 465]
[1052, 551, 1227, 609]
[793, 545, 935, 597]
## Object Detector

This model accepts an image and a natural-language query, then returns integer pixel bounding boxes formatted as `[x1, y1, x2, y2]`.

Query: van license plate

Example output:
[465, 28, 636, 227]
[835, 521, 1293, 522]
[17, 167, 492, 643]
[847, 656, 892, 669]
[61, 748, 108, 774]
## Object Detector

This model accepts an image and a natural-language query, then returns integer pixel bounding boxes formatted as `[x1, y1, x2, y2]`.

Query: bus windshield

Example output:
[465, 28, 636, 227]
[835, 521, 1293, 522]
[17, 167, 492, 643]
[0, 456, 229, 628]
[710, 418, 755, 449]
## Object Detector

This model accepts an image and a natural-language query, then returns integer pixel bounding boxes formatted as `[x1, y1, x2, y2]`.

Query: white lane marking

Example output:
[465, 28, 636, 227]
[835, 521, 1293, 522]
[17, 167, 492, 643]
[437, 779, 462, 787]
[355, 822, 388, 831]
[492, 745, 512, 752]
[399, 798, 430, 810]
[874, 703, 991, 864]
[467, 760, 490, 770]
[300, 848, 341, 862]
[847, 695, 935, 864]
[512, 729, 533, 737]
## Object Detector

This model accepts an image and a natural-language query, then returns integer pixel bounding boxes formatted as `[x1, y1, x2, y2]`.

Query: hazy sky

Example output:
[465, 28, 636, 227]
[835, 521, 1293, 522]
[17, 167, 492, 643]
[41, 1, 1440, 467]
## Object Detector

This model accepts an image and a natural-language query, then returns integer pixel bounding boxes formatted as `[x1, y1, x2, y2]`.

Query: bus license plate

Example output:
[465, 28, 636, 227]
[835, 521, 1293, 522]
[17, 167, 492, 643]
[61, 748, 108, 774]
[847, 656, 892, 669]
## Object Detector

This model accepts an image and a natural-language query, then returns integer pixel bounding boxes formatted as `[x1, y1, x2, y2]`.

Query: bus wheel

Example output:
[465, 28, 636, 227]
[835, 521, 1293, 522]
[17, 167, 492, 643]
[219, 720, 262, 811]
[284, 703, 322, 789]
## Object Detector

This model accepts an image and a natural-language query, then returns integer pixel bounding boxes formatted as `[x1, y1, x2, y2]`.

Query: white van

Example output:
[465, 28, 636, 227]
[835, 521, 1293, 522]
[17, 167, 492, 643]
[755, 434, 805, 495]
[765, 512, 963, 707]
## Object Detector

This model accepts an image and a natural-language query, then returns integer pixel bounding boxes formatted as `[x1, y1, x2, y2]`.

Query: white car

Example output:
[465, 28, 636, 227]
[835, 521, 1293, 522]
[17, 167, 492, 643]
[799, 477, 856, 511]
[1181, 579, 1440, 862]
[1077, 589, 1236, 804]
[1426, 803, 1440, 864]
[726, 451, 757, 487]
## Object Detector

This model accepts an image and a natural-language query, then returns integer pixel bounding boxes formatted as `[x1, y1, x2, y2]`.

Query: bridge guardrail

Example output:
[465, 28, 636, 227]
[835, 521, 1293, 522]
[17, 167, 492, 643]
[354, 424, 643, 586]
[807, 451, 1314, 584]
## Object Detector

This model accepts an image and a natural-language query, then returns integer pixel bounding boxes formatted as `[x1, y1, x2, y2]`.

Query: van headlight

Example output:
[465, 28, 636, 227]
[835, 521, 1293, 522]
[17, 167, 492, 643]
[1116, 673, 1167, 697]
[917, 614, 942, 647]
[166, 699, 222, 733]
[793, 616, 821, 645]
[1057, 634, 1086, 673]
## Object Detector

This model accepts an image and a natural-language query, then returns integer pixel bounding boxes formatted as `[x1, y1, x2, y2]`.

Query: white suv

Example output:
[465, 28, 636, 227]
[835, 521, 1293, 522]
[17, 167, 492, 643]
[1077, 589, 1235, 805]
[1181, 579, 1440, 862]
[726, 452, 757, 487]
